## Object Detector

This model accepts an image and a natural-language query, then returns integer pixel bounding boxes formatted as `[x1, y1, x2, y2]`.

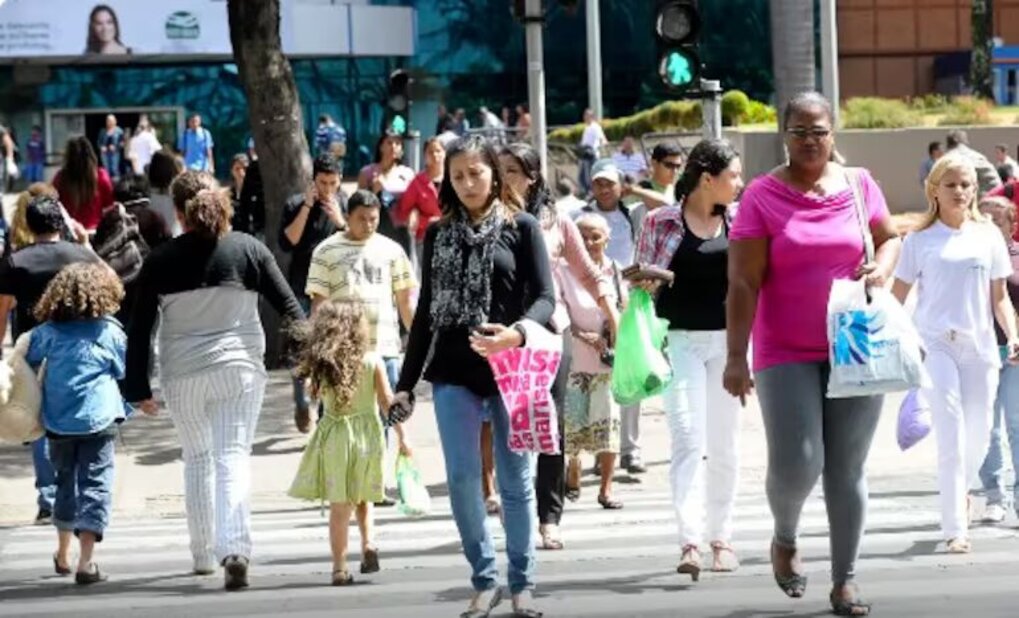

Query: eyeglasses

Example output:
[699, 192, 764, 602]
[786, 127, 832, 140]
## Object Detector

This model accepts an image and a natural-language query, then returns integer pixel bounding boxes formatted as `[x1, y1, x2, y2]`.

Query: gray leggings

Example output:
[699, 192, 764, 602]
[756, 362, 883, 586]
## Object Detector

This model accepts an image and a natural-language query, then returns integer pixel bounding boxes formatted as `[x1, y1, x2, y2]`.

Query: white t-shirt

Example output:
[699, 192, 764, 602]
[894, 220, 1012, 363]
[130, 131, 162, 174]
[580, 121, 606, 150]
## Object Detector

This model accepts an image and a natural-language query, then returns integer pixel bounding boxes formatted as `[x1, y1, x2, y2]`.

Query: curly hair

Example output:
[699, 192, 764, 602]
[34, 263, 124, 323]
[292, 301, 370, 411]
[184, 189, 233, 240]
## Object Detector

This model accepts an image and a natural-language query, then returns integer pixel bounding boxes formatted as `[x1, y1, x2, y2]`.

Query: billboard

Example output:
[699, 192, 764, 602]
[0, 0, 415, 61]
[0, 1, 232, 58]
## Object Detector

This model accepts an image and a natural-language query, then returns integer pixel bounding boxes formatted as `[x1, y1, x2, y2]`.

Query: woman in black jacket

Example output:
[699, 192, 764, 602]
[394, 135, 554, 617]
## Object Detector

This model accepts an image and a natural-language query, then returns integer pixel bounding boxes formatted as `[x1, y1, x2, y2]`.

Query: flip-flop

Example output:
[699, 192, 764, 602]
[565, 486, 581, 502]
[771, 540, 806, 598]
[74, 563, 108, 585]
[331, 569, 354, 586]
[459, 587, 503, 618]
[538, 525, 564, 550]
[485, 498, 502, 516]
[597, 494, 623, 510]
[53, 554, 71, 576]
[830, 586, 871, 616]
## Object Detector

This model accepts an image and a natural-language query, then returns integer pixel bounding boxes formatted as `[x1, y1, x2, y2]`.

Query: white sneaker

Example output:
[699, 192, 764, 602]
[981, 503, 1007, 524]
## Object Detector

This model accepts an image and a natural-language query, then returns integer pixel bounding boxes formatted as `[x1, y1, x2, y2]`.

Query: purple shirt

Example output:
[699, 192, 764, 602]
[729, 169, 890, 371]
[26, 137, 44, 164]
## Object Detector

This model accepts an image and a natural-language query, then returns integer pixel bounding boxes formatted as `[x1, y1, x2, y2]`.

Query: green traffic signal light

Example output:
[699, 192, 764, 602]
[659, 49, 698, 89]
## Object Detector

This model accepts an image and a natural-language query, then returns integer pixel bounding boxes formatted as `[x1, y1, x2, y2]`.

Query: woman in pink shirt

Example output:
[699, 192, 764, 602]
[499, 142, 619, 551]
[724, 93, 901, 617]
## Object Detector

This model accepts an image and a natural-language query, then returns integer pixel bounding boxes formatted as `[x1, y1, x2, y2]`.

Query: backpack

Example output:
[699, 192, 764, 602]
[93, 202, 150, 284]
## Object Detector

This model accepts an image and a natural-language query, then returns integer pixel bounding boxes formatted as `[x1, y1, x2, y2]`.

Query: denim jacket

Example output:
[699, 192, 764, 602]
[26, 317, 131, 435]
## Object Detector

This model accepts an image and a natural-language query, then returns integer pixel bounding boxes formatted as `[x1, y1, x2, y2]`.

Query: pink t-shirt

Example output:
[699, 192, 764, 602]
[730, 169, 890, 371]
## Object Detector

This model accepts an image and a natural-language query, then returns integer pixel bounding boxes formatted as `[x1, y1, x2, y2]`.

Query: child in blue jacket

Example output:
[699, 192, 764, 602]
[25, 262, 144, 584]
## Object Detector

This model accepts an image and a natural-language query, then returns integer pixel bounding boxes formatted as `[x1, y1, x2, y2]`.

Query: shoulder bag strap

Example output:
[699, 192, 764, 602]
[611, 261, 624, 311]
[846, 168, 875, 263]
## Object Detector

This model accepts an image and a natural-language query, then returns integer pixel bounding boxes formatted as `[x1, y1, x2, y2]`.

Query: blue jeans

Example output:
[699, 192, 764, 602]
[979, 363, 1019, 508]
[433, 383, 536, 595]
[49, 432, 116, 541]
[32, 438, 56, 512]
[24, 162, 44, 183]
[102, 152, 121, 181]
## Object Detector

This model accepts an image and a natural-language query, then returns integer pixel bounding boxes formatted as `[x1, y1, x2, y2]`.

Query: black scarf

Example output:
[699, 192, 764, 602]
[430, 205, 506, 330]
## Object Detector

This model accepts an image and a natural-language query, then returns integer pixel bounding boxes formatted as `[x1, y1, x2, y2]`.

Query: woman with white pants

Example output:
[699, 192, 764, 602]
[634, 139, 744, 580]
[892, 155, 1019, 554]
[124, 175, 305, 589]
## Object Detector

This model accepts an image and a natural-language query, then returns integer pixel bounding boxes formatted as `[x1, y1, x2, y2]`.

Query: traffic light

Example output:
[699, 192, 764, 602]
[385, 68, 412, 135]
[654, 0, 700, 92]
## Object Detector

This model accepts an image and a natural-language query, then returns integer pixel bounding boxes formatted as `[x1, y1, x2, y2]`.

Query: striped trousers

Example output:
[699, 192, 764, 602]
[164, 365, 267, 567]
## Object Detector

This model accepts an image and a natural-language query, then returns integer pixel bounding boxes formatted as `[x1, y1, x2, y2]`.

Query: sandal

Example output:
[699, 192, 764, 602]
[771, 539, 807, 598]
[53, 554, 72, 576]
[565, 486, 581, 502]
[360, 547, 380, 574]
[538, 524, 564, 550]
[946, 538, 971, 554]
[331, 569, 354, 586]
[676, 544, 701, 582]
[460, 587, 503, 618]
[511, 590, 543, 617]
[597, 494, 623, 510]
[74, 562, 108, 585]
[830, 585, 871, 616]
[709, 541, 739, 572]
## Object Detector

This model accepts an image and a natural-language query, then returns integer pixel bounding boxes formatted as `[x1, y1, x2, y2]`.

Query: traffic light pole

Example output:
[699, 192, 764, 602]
[585, 0, 604, 119]
[525, 0, 549, 179]
[700, 78, 722, 141]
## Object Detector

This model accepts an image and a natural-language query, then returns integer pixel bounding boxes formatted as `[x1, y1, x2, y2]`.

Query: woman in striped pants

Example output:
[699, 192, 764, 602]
[124, 176, 304, 590]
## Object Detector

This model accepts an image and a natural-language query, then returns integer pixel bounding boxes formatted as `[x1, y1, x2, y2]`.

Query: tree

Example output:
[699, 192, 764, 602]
[769, 0, 815, 130]
[971, 0, 995, 100]
[227, 0, 311, 365]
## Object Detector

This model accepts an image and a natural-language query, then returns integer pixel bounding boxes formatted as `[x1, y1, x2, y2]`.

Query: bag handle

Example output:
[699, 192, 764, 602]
[846, 168, 875, 263]
[610, 261, 625, 312]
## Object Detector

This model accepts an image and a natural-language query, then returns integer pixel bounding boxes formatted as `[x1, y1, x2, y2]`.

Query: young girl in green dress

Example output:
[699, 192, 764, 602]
[288, 301, 394, 585]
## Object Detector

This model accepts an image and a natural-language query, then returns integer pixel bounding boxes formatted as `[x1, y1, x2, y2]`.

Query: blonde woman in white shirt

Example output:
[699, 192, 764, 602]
[891, 155, 1019, 554]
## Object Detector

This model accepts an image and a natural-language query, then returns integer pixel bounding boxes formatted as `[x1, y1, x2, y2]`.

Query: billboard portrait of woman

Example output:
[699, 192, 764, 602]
[85, 4, 131, 55]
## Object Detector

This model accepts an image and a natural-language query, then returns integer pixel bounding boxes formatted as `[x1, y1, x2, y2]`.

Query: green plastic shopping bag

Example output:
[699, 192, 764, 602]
[395, 454, 431, 517]
[610, 288, 672, 405]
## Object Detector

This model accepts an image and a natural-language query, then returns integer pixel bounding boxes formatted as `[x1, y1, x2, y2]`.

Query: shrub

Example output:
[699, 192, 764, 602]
[721, 90, 751, 126]
[938, 96, 995, 126]
[841, 97, 923, 129]
[909, 94, 949, 113]
[744, 99, 777, 124]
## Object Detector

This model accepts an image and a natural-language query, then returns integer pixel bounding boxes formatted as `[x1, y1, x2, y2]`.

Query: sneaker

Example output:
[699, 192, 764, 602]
[34, 508, 52, 525]
[625, 456, 647, 475]
[982, 503, 1008, 524]
[222, 555, 249, 591]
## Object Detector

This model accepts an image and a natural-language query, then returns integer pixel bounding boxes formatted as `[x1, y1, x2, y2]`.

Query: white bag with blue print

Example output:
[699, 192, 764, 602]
[826, 279, 927, 398]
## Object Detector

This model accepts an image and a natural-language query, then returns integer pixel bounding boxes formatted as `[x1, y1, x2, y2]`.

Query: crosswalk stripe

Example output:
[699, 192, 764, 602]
[2, 482, 1016, 618]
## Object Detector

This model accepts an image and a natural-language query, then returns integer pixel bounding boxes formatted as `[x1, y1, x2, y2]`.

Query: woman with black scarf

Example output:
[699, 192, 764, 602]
[394, 135, 553, 617]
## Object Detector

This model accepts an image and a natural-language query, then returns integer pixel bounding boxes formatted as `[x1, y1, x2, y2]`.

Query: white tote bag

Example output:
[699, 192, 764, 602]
[825, 170, 927, 398]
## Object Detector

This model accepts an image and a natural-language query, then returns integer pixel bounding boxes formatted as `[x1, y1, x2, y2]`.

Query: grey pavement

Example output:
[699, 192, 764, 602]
[3, 373, 1019, 617]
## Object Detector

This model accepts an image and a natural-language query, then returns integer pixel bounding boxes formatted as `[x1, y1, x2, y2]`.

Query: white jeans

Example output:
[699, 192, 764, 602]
[922, 334, 998, 540]
[663, 330, 741, 547]
[164, 366, 267, 566]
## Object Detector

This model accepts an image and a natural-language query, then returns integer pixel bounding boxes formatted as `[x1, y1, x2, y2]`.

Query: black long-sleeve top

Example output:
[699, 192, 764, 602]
[123, 231, 305, 402]
[397, 211, 556, 398]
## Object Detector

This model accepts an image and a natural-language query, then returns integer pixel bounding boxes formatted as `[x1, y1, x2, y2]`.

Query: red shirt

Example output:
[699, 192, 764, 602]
[396, 171, 442, 241]
[54, 168, 114, 231]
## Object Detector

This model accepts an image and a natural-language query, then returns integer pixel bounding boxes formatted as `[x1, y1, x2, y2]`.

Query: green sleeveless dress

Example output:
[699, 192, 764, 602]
[288, 354, 385, 504]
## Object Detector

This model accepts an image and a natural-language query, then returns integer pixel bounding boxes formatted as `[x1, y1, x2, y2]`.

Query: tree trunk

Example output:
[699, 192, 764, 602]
[971, 0, 995, 100]
[228, 0, 311, 367]
[769, 0, 816, 131]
